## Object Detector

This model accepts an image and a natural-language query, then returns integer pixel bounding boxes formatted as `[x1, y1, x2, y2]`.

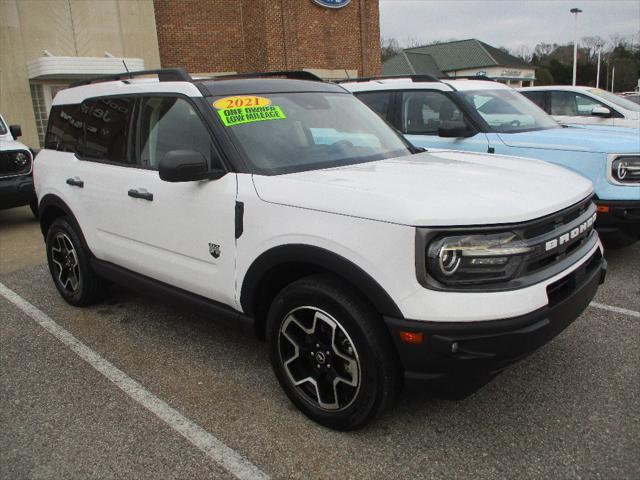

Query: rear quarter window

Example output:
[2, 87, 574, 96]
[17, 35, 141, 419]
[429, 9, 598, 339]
[45, 104, 86, 153]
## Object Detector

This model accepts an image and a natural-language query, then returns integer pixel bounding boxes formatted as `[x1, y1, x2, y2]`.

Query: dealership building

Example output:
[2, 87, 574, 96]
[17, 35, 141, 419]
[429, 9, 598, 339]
[383, 39, 536, 87]
[1, 0, 380, 149]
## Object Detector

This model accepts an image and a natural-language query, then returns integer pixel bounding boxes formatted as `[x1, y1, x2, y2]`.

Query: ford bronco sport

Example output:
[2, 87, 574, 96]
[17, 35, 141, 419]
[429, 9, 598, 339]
[35, 69, 606, 430]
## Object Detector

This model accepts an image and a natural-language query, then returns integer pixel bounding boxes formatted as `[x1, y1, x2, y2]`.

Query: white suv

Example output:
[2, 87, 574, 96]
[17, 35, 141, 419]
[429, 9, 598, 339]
[35, 69, 606, 430]
[519, 85, 640, 129]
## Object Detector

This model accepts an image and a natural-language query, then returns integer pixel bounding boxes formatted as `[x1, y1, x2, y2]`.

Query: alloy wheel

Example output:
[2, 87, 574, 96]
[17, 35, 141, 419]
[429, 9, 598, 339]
[278, 306, 361, 411]
[50, 232, 80, 293]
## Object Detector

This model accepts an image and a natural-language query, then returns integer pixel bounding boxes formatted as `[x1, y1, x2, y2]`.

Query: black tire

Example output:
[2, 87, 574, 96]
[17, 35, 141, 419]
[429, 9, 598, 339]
[29, 199, 38, 218]
[46, 217, 103, 306]
[266, 274, 401, 430]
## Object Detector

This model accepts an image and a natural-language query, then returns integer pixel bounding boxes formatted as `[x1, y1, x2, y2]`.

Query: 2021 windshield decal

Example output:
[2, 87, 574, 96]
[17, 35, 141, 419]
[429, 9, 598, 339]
[213, 95, 287, 127]
[217, 105, 287, 127]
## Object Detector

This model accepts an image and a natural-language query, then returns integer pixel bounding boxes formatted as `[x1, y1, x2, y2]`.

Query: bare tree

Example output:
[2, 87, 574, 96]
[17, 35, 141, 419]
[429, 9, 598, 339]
[380, 37, 402, 62]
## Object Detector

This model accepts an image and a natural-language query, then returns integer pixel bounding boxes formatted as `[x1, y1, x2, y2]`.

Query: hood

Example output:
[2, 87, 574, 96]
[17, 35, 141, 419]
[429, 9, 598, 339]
[0, 133, 30, 152]
[252, 151, 594, 227]
[497, 127, 640, 153]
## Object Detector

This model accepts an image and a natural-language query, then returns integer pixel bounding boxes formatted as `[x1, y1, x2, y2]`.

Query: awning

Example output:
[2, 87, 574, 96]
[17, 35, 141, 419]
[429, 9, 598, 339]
[27, 56, 145, 80]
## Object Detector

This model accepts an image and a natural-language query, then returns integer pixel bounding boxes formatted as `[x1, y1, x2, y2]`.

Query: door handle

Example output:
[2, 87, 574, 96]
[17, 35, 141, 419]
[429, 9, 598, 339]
[66, 177, 84, 188]
[128, 189, 153, 201]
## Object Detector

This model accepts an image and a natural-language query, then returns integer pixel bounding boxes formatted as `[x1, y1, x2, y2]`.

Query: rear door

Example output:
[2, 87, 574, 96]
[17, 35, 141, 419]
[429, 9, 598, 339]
[81, 95, 238, 307]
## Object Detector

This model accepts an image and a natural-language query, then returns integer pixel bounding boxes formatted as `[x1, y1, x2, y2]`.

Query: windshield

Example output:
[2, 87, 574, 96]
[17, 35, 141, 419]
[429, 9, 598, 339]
[459, 89, 560, 133]
[0, 115, 7, 135]
[210, 92, 411, 174]
[589, 88, 640, 112]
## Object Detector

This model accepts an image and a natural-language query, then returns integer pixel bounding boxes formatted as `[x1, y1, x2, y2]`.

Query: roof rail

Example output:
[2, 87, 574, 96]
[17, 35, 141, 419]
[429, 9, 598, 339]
[443, 75, 498, 82]
[211, 71, 324, 82]
[335, 74, 442, 84]
[69, 68, 193, 88]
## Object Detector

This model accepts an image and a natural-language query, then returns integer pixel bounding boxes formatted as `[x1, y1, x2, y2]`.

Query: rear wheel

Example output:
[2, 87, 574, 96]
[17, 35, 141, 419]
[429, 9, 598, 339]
[46, 217, 103, 306]
[266, 274, 401, 430]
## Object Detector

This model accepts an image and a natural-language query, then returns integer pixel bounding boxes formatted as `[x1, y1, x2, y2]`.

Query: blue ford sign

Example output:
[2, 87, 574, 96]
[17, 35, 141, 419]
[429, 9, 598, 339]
[312, 0, 351, 8]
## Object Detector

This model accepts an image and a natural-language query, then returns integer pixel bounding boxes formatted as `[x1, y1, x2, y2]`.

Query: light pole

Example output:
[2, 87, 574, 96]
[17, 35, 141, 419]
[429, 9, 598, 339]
[596, 42, 603, 88]
[570, 7, 582, 86]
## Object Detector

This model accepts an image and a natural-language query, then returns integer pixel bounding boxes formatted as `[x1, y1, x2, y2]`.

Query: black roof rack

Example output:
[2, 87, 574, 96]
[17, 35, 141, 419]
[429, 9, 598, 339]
[336, 74, 442, 84]
[443, 75, 498, 82]
[210, 71, 323, 82]
[69, 68, 193, 88]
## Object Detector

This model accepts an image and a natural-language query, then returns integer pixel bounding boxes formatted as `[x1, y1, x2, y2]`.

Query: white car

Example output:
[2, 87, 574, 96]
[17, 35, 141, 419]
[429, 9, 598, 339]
[519, 85, 640, 129]
[35, 69, 606, 430]
[0, 113, 36, 215]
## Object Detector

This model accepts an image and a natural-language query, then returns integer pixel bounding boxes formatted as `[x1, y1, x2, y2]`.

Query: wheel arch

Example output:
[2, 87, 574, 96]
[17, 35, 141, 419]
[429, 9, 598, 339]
[241, 244, 403, 338]
[38, 194, 91, 254]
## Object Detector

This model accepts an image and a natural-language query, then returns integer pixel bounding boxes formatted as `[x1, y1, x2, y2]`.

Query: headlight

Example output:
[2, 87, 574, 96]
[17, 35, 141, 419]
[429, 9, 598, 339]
[13, 151, 29, 167]
[0, 150, 31, 176]
[611, 156, 640, 184]
[427, 232, 533, 286]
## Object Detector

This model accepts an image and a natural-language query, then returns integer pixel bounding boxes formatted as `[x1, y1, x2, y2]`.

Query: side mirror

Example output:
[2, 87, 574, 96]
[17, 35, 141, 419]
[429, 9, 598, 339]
[591, 106, 611, 117]
[9, 124, 22, 139]
[438, 124, 475, 138]
[159, 150, 224, 182]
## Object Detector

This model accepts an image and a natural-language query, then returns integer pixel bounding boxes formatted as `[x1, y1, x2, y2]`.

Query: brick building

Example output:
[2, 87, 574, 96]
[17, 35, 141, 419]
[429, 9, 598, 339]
[1, 0, 380, 149]
[153, 0, 381, 80]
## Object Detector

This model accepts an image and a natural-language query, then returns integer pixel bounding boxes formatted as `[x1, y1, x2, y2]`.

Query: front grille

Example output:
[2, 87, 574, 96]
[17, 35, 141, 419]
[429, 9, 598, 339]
[0, 150, 32, 178]
[522, 197, 591, 239]
[521, 198, 597, 276]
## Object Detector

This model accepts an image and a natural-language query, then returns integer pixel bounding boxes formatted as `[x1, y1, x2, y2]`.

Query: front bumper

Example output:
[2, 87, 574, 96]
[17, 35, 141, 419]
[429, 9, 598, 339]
[0, 175, 35, 210]
[594, 199, 640, 237]
[384, 249, 606, 383]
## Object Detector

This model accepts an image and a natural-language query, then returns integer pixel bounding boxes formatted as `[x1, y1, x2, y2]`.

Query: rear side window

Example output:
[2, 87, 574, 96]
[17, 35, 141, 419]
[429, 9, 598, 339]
[521, 91, 547, 112]
[137, 97, 218, 169]
[356, 91, 394, 121]
[45, 104, 86, 153]
[83, 97, 135, 164]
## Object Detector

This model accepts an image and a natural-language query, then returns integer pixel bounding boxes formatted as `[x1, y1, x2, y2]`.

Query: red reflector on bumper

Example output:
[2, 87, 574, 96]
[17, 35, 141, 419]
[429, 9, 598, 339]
[399, 331, 423, 344]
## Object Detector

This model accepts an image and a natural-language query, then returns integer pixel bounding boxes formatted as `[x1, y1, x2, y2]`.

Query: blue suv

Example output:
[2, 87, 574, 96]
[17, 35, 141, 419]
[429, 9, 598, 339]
[343, 77, 640, 247]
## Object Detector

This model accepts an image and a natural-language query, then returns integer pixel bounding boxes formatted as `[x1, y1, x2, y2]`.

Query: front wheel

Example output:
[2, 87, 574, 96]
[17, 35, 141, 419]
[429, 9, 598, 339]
[46, 217, 103, 306]
[266, 274, 401, 430]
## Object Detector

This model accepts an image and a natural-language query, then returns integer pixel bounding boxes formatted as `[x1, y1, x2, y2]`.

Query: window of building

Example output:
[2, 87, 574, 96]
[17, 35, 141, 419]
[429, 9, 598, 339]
[31, 84, 69, 148]
[137, 97, 218, 169]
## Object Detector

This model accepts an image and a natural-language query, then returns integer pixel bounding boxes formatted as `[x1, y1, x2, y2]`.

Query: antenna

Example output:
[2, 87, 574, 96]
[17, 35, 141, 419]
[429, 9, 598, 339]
[121, 59, 131, 76]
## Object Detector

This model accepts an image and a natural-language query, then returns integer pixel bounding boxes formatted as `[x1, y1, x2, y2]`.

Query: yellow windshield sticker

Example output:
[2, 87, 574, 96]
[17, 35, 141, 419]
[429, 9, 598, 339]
[213, 96, 272, 110]
[217, 105, 287, 127]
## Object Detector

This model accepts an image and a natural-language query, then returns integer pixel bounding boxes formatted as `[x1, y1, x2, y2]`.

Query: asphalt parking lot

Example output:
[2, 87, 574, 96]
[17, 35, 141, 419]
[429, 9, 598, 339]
[1, 205, 638, 479]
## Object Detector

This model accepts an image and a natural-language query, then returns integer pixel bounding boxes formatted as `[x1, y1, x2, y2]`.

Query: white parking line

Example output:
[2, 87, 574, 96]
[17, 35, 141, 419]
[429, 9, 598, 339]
[590, 302, 640, 319]
[0, 282, 269, 480]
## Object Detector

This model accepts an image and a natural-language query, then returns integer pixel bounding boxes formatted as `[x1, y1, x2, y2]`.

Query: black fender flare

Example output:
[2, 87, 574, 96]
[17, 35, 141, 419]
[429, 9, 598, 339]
[240, 244, 403, 319]
[38, 194, 92, 254]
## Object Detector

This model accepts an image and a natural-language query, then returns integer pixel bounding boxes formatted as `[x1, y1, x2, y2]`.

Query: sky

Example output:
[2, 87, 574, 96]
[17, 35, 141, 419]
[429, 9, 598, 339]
[379, 0, 640, 51]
